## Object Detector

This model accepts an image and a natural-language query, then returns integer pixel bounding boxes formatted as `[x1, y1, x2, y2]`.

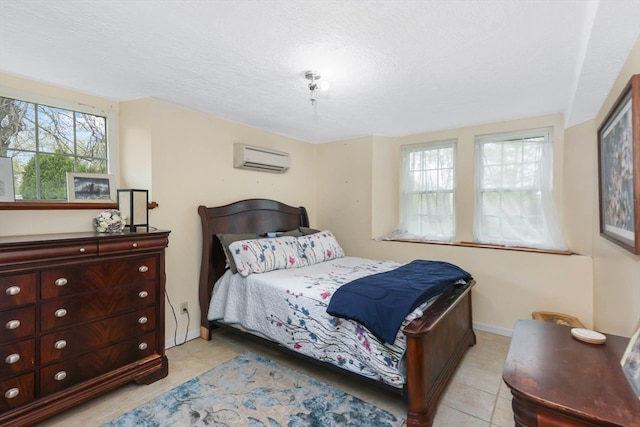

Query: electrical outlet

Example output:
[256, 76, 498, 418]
[180, 302, 188, 314]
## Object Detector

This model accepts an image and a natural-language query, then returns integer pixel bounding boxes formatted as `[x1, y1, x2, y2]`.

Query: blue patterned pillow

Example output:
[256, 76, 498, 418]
[297, 230, 345, 265]
[229, 236, 307, 277]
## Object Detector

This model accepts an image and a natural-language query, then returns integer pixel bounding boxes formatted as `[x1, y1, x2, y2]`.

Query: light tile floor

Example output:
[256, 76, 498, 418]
[39, 329, 513, 426]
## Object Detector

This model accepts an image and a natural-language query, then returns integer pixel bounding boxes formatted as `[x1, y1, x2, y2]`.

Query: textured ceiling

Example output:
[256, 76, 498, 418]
[0, 0, 639, 143]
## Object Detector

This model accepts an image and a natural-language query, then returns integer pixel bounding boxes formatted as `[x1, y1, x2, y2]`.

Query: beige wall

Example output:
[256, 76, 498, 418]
[564, 120, 596, 256]
[590, 37, 640, 336]
[127, 98, 317, 344]
[315, 136, 373, 255]
[315, 115, 594, 335]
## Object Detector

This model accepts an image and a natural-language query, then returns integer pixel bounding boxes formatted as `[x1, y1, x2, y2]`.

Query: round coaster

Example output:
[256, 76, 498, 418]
[571, 328, 606, 344]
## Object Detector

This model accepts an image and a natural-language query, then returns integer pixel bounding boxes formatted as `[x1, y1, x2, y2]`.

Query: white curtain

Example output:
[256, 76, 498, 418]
[395, 142, 455, 242]
[474, 130, 567, 251]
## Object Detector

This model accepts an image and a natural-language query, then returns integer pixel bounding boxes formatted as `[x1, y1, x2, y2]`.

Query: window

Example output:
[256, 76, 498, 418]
[399, 141, 456, 241]
[474, 128, 565, 250]
[0, 96, 109, 201]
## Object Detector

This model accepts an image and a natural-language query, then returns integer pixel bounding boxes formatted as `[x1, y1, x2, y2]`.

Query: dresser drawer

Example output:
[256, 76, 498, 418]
[0, 339, 34, 379]
[41, 256, 157, 299]
[41, 306, 156, 364]
[0, 274, 36, 310]
[0, 372, 34, 411]
[0, 230, 169, 426]
[99, 235, 169, 254]
[40, 331, 157, 396]
[0, 241, 97, 266]
[41, 283, 156, 332]
[0, 306, 35, 343]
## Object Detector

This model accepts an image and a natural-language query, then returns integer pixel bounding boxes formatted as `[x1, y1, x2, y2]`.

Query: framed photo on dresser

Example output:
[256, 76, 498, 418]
[621, 319, 640, 399]
[66, 172, 116, 202]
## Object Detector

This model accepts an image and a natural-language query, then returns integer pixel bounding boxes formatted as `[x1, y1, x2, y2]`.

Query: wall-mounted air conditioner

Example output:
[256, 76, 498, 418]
[233, 143, 290, 173]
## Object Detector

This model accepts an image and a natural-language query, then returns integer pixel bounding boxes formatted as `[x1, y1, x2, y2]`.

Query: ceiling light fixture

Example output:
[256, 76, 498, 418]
[305, 70, 328, 106]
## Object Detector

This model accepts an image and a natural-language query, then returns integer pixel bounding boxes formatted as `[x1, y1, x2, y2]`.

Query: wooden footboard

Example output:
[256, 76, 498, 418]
[204, 279, 475, 427]
[403, 281, 476, 426]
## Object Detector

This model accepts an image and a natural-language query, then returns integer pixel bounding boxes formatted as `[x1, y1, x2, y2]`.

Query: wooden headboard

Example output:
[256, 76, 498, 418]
[197, 199, 309, 337]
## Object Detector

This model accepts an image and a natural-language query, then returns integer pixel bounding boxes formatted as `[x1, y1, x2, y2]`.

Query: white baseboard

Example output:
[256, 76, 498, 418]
[165, 328, 201, 349]
[473, 321, 513, 337]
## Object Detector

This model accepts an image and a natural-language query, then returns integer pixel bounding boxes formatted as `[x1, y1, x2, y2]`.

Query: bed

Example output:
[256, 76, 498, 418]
[198, 199, 476, 426]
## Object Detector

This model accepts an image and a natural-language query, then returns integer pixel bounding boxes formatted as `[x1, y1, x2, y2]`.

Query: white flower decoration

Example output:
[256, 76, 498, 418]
[93, 209, 126, 233]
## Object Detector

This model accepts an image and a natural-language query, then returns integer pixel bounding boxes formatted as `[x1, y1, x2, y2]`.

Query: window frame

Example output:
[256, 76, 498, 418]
[473, 127, 565, 250]
[0, 88, 119, 208]
[399, 139, 457, 242]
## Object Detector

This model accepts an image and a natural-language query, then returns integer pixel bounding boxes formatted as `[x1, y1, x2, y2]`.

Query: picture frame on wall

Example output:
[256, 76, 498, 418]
[0, 157, 15, 202]
[597, 74, 640, 255]
[66, 172, 116, 202]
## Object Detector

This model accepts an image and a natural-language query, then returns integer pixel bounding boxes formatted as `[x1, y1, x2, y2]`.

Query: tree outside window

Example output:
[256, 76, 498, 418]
[0, 96, 108, 200]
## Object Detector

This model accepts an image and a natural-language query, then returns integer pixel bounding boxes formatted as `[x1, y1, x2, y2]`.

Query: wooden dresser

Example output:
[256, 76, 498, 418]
[0, 229, 170, 426]
[503, 319, 640, 427]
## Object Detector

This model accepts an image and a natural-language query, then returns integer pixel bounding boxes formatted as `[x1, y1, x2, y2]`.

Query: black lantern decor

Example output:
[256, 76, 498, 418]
[117, 189, 149, 232]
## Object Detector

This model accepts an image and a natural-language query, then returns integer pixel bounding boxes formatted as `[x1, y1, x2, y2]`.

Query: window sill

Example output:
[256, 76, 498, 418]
[384, 238, 573, 256]
[0, 201, 159, 211]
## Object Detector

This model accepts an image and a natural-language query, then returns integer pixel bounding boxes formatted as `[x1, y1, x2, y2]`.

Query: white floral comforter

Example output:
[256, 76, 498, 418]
[208, 256, 437, 388]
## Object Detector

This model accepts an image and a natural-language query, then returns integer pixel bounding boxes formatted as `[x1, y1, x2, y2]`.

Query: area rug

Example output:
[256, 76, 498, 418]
[102, 352, 404, 427]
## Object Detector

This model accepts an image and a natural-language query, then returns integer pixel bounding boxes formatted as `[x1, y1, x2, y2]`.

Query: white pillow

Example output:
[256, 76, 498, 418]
[229, 236, 307, 277]
[297, 230, 345, 265]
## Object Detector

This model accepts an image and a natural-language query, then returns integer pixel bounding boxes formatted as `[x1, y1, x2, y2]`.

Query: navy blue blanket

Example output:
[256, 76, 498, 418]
[326, 260, 472, 344]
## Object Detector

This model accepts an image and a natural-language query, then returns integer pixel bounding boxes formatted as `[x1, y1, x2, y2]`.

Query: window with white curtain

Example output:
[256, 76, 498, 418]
[474, 128, 566, 250]
[398, 141, 456, 242]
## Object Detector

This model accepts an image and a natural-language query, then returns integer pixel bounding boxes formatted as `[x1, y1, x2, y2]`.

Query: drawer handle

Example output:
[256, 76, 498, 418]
[138, 265, 149, 273]
[4, 388, 19, 399]
[55, 278, 68, 287]
[5, 353, 20, 364]
[138, 316, 148, 324]
[5, 286, 21, 296]
[79, 247, 86, 253]
[132, 243, 138, 248]
[5, 320, 20, 330]
[138, 290, 149, 298]
[138, 342, 148, 350]
[54, 309, 68, 318]
[54, 340, 67, 350]
[54, 371, 67, 381]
